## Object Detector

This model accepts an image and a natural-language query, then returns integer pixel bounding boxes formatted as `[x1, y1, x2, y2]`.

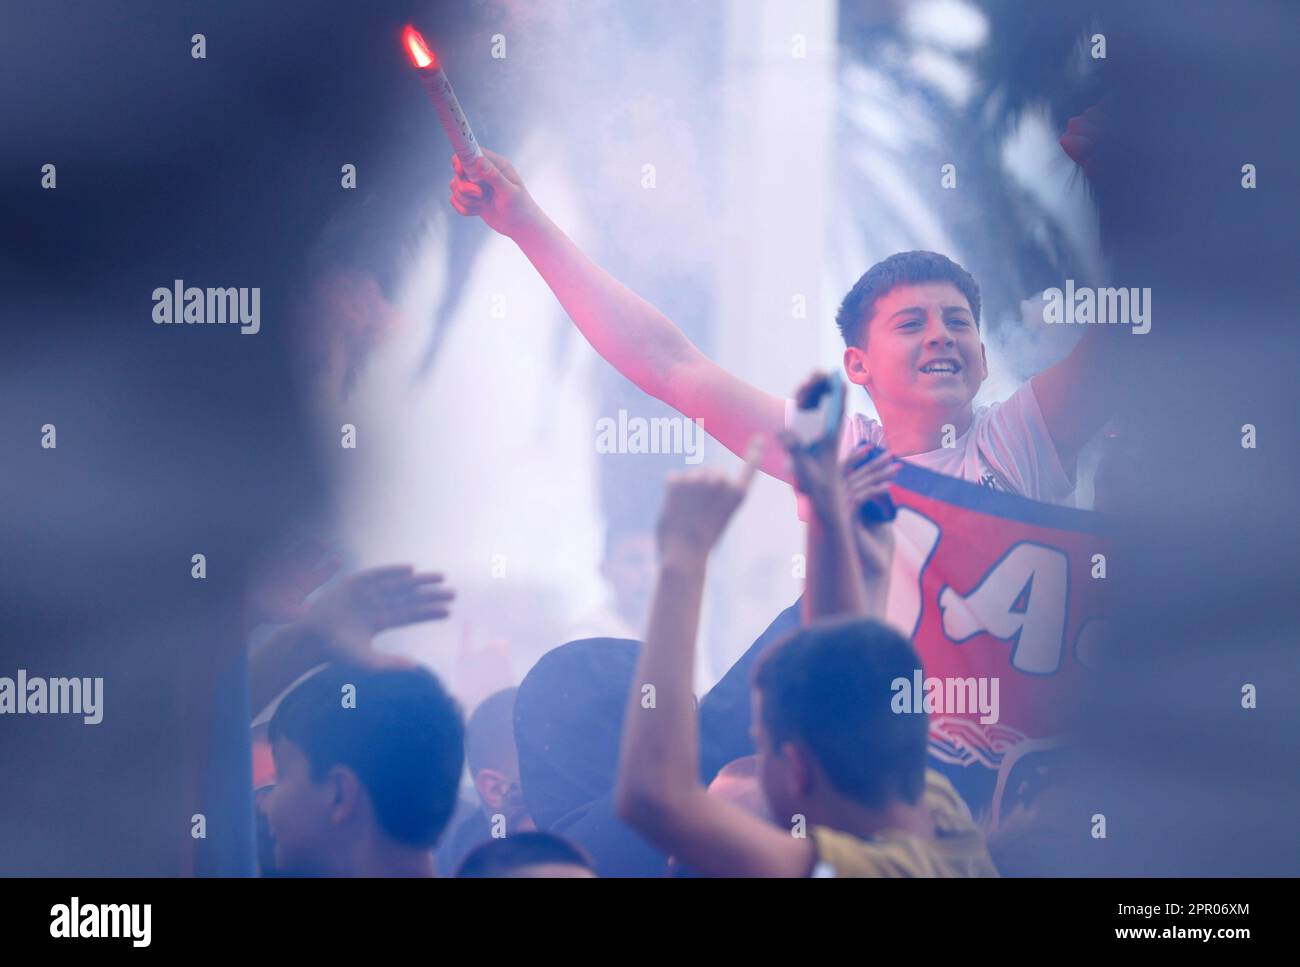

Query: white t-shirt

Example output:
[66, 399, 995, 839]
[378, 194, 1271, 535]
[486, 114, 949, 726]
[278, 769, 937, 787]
[786, 380, 1076, 508]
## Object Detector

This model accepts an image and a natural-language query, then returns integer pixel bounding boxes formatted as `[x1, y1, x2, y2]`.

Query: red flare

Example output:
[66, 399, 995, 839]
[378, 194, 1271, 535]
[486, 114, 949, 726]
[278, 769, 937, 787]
[402, 24, 436, 69]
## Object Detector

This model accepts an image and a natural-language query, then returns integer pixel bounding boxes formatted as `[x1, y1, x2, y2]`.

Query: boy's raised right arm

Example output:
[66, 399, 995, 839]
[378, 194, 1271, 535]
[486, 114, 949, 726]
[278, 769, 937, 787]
[450, 150, 791, 483]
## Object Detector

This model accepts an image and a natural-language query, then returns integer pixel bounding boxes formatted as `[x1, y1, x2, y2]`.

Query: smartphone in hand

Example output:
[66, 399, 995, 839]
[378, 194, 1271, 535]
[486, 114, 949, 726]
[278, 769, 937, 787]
[788, 373, 845, 449]
[847, 444, 898, 524]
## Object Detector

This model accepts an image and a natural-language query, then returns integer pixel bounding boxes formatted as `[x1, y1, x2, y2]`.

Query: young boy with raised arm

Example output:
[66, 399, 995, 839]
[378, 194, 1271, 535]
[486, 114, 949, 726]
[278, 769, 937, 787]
[448, 141, 1116, 506]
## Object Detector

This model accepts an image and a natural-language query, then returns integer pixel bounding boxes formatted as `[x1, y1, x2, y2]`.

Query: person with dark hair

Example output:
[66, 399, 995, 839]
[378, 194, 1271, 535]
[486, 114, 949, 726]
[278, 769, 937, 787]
[753, 619, 929, 815]
[456, 831, 596, 878]
[833, 250, 981, 352]
[615, 413, 996, 876]
[436, 687, 531, 874]
[465, 687, 527, 823]
[448, 149, 1118, 507]
[513, 638, 668, 877]
[260, 663, 464, 877]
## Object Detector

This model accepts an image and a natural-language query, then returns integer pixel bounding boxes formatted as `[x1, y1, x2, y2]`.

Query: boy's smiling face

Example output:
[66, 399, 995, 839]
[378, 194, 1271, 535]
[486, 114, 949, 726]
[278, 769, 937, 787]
[843, 280, 987, 415]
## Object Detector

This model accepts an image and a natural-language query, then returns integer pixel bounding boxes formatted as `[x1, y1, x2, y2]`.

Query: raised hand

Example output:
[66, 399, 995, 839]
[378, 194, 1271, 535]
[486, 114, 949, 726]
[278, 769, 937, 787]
[779, 371, 851, 520]
[844, 445, 899, 578]
[448, 147, 539, 238]
[301, 565, 455, 657]
[656, 441, 762, 561]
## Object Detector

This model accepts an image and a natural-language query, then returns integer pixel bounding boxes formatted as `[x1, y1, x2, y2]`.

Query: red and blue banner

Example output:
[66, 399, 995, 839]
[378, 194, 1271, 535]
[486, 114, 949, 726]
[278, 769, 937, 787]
[885, 463, 1111, 824]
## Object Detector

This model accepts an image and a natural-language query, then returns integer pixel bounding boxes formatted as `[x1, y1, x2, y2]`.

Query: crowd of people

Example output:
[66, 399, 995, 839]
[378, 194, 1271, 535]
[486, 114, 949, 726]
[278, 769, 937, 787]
[240, 111, 1117, 877]
[246, 377, 998, 877]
